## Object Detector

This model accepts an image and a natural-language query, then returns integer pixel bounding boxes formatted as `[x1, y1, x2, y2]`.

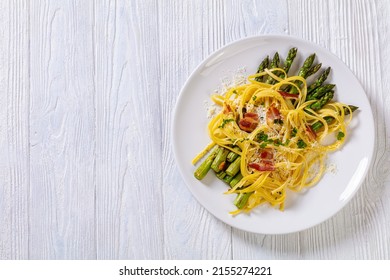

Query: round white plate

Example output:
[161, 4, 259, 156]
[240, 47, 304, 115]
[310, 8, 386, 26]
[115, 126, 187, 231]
[172, 35, 375, 234]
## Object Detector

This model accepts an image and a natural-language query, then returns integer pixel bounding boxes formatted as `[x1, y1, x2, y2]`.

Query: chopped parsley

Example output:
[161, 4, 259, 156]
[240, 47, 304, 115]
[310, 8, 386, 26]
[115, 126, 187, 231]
[297, 139, 307, 149]
[274, 139, 282, 146]
[252, 95, 257, 101]
[256, 131, 268, 142]
[291, 127, 298, 137]
[219, 119, 234, 128]
[274, 119, 283, 125]
[337, 131, 345, 140]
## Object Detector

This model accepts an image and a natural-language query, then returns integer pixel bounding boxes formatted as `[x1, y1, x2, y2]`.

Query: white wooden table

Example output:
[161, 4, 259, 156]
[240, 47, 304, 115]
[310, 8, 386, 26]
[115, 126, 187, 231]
[0, 0, 389, 260]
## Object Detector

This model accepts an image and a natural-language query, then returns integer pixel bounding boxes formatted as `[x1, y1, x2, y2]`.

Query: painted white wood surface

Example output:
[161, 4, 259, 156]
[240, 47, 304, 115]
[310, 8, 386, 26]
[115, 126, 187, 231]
[0, 0, 389, 259]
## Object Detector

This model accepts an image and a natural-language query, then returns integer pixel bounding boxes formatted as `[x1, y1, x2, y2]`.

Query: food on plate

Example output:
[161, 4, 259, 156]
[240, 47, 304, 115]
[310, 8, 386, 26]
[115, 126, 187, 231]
[193, 48, 358, 215]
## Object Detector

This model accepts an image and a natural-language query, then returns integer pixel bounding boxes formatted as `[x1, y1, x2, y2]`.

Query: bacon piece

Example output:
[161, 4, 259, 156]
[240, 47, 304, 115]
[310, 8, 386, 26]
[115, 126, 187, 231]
[248, 162, 275, 171]
[278, 90, 299, 99]
[266, 106, 281, 126]
[260, 148, 273, 160]
[239, 117, 259, 132]
[244, 112, 259, 120]
[305, 125, 317, 141]
[223, 103, 232, 114]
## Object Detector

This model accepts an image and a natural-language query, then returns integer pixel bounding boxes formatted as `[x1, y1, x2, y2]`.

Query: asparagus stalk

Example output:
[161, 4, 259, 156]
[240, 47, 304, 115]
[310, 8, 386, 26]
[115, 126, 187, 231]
[216, 171, 226, 179]
[223, 174, 234, 184]
[255, 56, 269, 82]
[226, 146, 241, 162]
[346, 105, 359, 113]
[265, 52, 280, 84]
[194, 147, 220, 180]
[290, 53, 316, 94]
[234, 192, 253, 209]
[311, 105, 358, 132]
[226, 156, 241, 177]
[227, 151, 239, 162]
[229, 172, 243, 188]
[211, 148, 230, 172]
[311, 116, 333, 132]
[306, 84, 336, 101]
[305, 63, 322, 78]
[298, 53, 316, 77]
[282, 47, 298, 77]
[310, 90, 334, 110]
[307, 67, 331, 93]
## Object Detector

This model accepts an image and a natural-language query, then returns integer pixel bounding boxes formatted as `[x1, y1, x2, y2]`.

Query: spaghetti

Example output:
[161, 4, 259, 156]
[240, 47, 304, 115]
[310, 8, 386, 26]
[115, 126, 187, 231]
[193, 67, 354, 215]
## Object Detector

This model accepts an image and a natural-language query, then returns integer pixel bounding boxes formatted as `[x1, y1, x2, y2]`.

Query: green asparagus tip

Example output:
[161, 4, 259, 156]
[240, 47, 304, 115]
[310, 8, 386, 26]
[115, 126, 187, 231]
[349, 105, 359, 112]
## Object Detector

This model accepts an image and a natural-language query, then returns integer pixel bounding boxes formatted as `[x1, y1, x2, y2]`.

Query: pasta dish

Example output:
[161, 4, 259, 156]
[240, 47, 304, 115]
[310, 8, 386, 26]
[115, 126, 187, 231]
[192, 48, 357, 215]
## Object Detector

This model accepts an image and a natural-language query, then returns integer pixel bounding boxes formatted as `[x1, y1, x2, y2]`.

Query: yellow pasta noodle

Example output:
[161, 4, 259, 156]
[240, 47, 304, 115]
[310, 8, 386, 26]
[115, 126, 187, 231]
[193, 69, 354, 215]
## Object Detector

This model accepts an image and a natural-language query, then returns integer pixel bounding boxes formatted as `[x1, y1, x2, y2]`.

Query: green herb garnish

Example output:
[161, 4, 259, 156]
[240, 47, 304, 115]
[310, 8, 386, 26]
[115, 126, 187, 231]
[337, 131, 345, 140]
[274, 119, 283, 125]
[219, 119, 234, 128]
[291, 127, 298, 137]
[297, 139, 307, 149]
[256, 131, 268, 142]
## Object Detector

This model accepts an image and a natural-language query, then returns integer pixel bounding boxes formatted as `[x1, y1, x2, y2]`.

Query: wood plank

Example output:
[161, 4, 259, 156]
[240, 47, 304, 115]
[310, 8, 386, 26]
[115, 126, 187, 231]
[160, 0, 232, 259]
[0, 0, 30, 260]
[29, 0, 96, 259]
[284, 0, 390, 259]
[94, 0, 164, 259]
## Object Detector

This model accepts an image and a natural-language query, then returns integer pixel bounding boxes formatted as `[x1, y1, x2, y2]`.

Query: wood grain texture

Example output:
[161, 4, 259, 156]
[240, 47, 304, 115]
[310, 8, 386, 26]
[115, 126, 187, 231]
[29, 0, 96, 259]
[94, 0, 164, 259]
[0, 0, 389, 260]
[160, 0, 232, 260]
[0, 0, 30, 260]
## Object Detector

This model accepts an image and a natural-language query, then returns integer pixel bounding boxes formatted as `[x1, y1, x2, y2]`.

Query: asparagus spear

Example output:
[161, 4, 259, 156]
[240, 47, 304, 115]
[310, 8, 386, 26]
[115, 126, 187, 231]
[311, 105, 358, 132]
[290, 53, 316, 94]
[305, 63, 322, 78]
[265, 52, 280, 84]
[298, 53, 316, 77]
[282, 47, 298, 77]
[227, 151, 239, 162]
[255, 56, 269, 82]
[226, 156, 241, 177]
[310, 90, 334, 110]
[345, 105, 359, 113]
[216, 171, 226, 179]
[194, 147, 220, 180]
[234, 192, 253, 209]
[223, 174, 234, 184]
[307, 67, 331, 93]
[311, 116, 333, 132]
[227, 147, 241, 162]
[229, 172, 243, 188]
[211, 148, 230, 172]
[306, 84, 336, 101]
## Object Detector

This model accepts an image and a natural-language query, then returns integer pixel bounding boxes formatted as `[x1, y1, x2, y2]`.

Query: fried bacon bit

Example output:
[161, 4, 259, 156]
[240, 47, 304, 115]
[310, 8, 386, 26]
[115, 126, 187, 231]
[248, 148, 275, 172]
[239, 112, 259, 132]
[278, 90, 298, 99]
[266, 106, 281, 126]
[239, 117, 258, 132]
[260, 148, 273, 160]
[244, 112, 259, 120]
[305, 125, 317, 141]
[223, 103, 232, 114]
[248, 162, 275, 171]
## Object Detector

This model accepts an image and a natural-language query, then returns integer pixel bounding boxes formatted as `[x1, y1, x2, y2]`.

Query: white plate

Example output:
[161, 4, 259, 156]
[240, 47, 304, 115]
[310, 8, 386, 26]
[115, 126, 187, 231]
[172, 35, 375, 234]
